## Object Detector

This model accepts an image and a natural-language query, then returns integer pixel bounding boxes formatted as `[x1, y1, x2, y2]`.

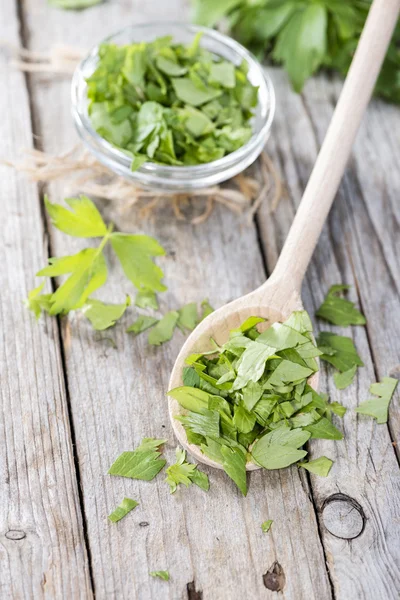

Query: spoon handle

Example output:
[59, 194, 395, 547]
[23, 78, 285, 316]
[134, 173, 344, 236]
[268, 0, 400, 294]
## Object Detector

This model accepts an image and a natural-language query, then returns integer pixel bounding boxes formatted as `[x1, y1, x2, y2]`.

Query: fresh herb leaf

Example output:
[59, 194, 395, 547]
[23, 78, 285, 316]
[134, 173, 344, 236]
[333, 365, 357, 389]
[148, 311, 179, 345]
[49, 0, 101, 9]
[110, 233, 166, 294]
[82, 296, 130, 330]
[176, 409, 220, 438]
[108, 438, 167, 480]
[251, 426, 309, 469]
[44, 195, 107, 237]
[328, 401, 347, 418]
[135, 289, 159, 310]
[177, 302, 199, 332]
[261, 520, 273, 533]
[24, 282, 52, 319]
[126, 315, 159, 336]
[200, 299, 214, 320]
[316, 284, 366, 326]
[108, 497, 138, 523]
[150, 571, 170, 581]
[168, 386, 209, 413]
[317, 332, 364, 372]
[304, 417, 343, 440]
[165, 447, 209, 493]
[299, 456, 333, 477]
[221, 445, 247, 496]
[355, 377, 398, 424]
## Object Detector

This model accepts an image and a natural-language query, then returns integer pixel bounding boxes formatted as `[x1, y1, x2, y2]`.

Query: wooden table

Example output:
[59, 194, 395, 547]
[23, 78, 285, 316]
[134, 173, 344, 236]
[1, 1, 399, 598]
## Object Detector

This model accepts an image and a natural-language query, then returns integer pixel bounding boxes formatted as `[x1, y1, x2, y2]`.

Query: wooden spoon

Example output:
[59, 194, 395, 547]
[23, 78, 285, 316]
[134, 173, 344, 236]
[168, 0, 400, 469]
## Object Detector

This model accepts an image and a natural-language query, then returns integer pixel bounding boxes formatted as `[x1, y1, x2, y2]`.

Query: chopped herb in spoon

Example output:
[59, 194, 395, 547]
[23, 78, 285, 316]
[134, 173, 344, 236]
[86, 34, 258, 170]
[168, 311, 343, 495]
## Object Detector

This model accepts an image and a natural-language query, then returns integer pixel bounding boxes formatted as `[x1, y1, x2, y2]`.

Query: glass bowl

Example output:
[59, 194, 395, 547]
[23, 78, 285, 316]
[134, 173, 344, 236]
[71, 22, 275, 192]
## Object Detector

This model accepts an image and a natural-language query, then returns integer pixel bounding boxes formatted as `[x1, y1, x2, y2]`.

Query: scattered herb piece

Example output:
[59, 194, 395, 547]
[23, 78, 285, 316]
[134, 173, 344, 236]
[127, 315, 159, 336]
[82, 296, 130, 330]
[169, 311, 343, 494]
[261, 520, 273, 533]
[355, 377, 398, 424]
[28, 196, 166, 322]
[86, 35, 257, 170]
[317, 332, 364, 373]
[165, 447, 209, 493]
[135, 289, 159, 310]
[108, 438, 167, 480]
[177, 303, 199, 332]
[316, 285, 366, 326]
[48, 0, 102, 10]
[148, 311, 179, 346]
[200, 299, 214, 320]
[24, 282, 52, 319]
[327, 401, 347, 418]
[299, 456, 333, 477]
[108, 497, 138, 523]
[150, 571, 170, 581]
[333, 365, 357, 390]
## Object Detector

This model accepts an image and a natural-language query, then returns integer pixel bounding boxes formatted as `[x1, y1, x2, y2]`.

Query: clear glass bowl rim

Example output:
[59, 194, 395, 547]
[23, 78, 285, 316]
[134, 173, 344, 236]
[71, 22, 275, 187]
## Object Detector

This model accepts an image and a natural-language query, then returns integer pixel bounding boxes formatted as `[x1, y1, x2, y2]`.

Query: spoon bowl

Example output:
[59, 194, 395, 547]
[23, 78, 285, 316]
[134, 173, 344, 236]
[168, 281, 319, 470]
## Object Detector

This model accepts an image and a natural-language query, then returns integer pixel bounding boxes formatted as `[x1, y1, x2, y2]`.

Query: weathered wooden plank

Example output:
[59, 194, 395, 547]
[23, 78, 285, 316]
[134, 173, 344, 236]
[0, 2, 92, 598]
[257, 68, 400, 599]
[21, 2, 332, 598]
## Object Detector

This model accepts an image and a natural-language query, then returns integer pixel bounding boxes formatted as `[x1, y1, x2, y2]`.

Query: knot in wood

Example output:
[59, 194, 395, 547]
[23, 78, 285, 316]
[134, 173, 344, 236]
[263, 561, 286, 592]
[5, 530, 26, 541]
[322, 493, 365, 539]
[139, 521, 149, 527]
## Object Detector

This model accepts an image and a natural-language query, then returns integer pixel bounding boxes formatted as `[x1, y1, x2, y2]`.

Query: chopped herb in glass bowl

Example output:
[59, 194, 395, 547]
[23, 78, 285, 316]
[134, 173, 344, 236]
[72, 23, 275, 191]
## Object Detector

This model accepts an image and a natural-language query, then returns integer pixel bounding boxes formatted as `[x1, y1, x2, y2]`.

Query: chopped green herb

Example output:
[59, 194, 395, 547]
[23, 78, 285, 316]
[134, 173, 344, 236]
[127, 315, 159, 336]
[316, 285, 366, 326]
[86, 35, 257, 170]
[148, 311, 179, 346]
[82, 296, 130, 330]
[200, 299, 214, 320]
[25, 282, 52, 319]
[29, 196, 166, 322]
[177, 303, 199, 332]
[150, 571, 170, 581]
[261, 519, 273, 533]
[165, 447, 209, 493]
[108, 438, 167, 480]
[108, 497, 138, 523]
[355, 377, 398, 424]
[135, 289, 159, 310]
[333, 365, 357, 390]
[299, 456, 333, 477]
[49, 0, 101, 9]
[317, 332, 363, 373]
[169, 310, 345, 494]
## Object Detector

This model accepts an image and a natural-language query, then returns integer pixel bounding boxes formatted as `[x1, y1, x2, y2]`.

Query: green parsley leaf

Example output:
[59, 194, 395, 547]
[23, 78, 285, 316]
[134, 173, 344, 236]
[261, 520, 273, 533]
[108, 497, 138, 523]
[110, 233, 166, 293]
[200, 299, 214, 320]
[108, 438, 167, 480]
[126, 315, 159, 336]
[232, 342, 277, 390]
[48, 0, 101, 9]
[44, 196, 108, 238]
[82, 296, 130, 330]
[171, 77, 222, 107]
[148, 311, 179, 345]
[165, 447, 209, 493]
[37, 249, 107, 315]
[304, 417, 343, 440]
[176, 409, 220, 439]
[193, 0, 242, 27]
[251, 426, 310, 470]
[221, 445, 247, 496]
[135, 289, 159, 310]
[317, 332, 364, 372]
[24, 282, 52, 319]
[190, 467, 210, 491]
[168, 386, 209, 413]
[233, 403, 256, 434]
[333, 365, 357, 389]
[177, 302, 199, 332]
[316, 285, 366, 326]
[328, 401, 347, 418]
[299, 456, 333, 477]
[150, 571, 170, 581]
[355, 377, 398, 424]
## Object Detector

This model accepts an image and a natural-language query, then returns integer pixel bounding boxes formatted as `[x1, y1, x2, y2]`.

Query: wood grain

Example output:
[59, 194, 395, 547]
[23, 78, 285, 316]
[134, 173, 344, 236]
[0, 1, 92, 598]
[20, 1, 332, 598]
[257, 68, 400, 599]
